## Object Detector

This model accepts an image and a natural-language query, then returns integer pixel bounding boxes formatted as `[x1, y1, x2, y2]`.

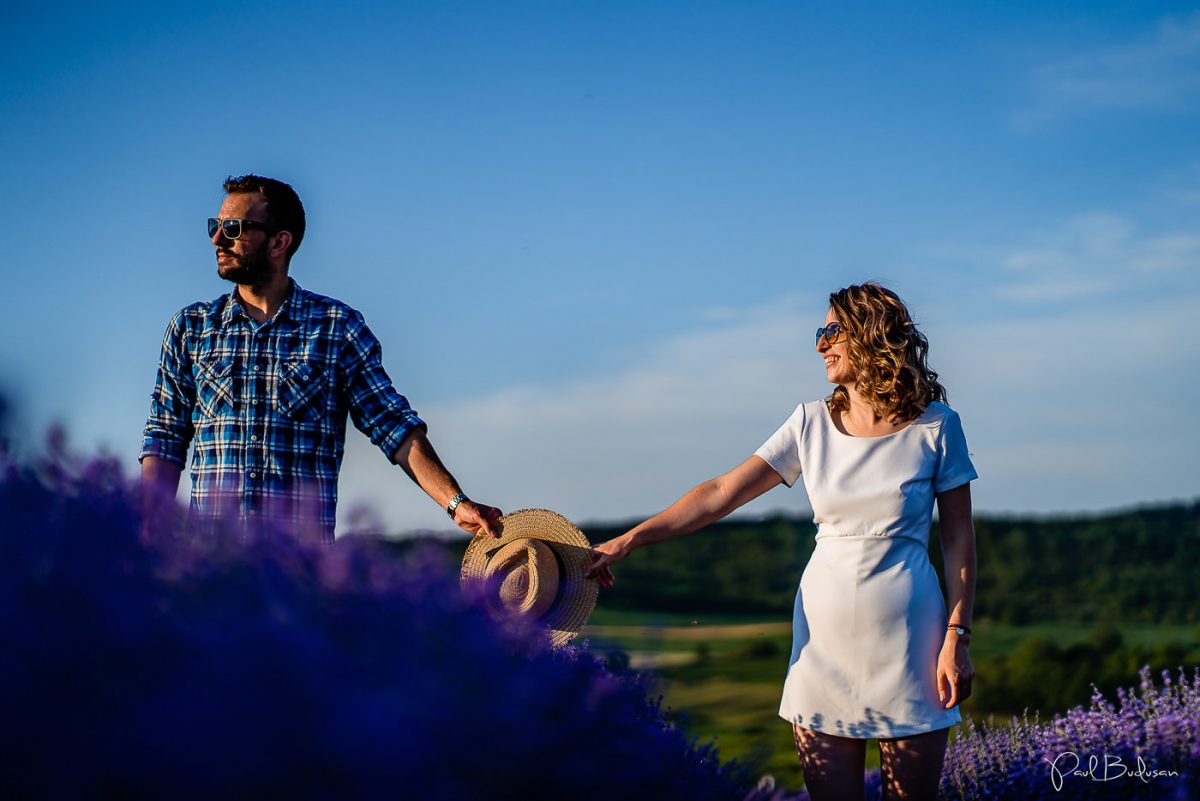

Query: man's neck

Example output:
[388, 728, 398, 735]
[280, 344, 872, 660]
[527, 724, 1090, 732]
[236, 274, 292, 324]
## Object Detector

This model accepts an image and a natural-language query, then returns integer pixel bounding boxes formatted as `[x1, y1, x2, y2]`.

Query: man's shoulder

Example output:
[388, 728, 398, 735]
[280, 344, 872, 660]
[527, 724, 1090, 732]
[292, 284, 367, 325]
[166, 293, 233, 328]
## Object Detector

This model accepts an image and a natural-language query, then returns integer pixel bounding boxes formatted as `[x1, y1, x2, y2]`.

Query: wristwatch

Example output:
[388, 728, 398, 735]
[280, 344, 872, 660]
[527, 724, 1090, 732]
[446, 492, 469, 519]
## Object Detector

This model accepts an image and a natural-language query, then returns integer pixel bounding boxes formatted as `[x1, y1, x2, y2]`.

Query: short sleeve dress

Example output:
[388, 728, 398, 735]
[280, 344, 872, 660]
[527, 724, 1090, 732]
[755, 400, 977, 739]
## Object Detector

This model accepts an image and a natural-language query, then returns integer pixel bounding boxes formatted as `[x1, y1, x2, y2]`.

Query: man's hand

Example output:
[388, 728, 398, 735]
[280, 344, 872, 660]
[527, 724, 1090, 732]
[454, 500, 503, 538]
[140, 455, 183, 541]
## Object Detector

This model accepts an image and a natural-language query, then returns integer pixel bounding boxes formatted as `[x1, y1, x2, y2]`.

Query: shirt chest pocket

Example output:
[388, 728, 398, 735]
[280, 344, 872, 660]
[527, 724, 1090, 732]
[194, 356, 235, 419]
[276, 359, 328, 422]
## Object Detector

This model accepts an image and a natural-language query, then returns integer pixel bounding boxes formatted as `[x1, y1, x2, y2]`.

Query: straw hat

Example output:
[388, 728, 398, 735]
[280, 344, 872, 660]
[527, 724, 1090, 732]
[460, 508, 598, 647]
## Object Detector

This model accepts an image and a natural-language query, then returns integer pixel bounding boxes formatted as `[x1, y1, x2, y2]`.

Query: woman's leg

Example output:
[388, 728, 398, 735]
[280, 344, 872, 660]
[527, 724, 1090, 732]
[792, 724, 868, 801]
[876, 726, 950, 801]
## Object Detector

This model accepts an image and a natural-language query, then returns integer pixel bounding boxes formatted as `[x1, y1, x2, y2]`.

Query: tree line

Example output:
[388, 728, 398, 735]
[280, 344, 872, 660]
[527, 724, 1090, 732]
[394, 501, 1200, 719]
[570, 499, 1200, 624]
[970, 624, 1195, 715]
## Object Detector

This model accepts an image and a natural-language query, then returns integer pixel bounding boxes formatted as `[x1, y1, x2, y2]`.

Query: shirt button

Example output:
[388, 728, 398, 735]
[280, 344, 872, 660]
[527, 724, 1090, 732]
[249, 472, 257, 479]
[254, 365, 262, 372]
[251, 435, 259, 442]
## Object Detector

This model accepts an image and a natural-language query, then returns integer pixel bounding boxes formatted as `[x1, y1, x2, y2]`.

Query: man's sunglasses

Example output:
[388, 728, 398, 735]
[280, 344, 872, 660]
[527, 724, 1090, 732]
[207, 217, 279, 241]
[815, 322, 846, 347]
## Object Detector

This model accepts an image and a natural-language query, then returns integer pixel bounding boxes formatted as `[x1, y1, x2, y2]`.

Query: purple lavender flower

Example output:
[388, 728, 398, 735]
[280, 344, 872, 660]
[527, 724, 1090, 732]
[940, 665, 1199, 799]
[0, 438, 756, 801]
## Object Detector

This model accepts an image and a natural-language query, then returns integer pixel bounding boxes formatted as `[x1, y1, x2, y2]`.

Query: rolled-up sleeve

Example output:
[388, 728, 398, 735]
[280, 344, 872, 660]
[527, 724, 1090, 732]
[340, 313, 427, 459]
[140, 311, 195, 466]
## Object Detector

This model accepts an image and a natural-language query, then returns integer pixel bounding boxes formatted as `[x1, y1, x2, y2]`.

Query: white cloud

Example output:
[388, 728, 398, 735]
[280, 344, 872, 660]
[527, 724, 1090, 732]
[336, 281, 1200, 537]
[937, 290, 1200, 506]
[996, 213, 1200, 302]
[1152, 161, 1200, 207]
[1014, 13, 1200, 128]
[337, 295, 831, 535]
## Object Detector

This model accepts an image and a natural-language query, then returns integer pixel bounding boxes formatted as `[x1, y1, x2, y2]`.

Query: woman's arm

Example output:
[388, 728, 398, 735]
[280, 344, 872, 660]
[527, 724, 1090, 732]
[936, 482, 976, 707]
[586, 455, 783, 587]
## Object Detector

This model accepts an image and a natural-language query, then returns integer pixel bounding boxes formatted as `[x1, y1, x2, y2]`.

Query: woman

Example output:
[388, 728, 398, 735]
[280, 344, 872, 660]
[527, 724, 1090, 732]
[588, 282, 977, 800]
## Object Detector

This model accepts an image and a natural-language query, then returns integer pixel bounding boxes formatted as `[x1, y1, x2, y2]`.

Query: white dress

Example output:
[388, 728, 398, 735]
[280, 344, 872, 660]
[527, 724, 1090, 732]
[755, 400, 977, 739]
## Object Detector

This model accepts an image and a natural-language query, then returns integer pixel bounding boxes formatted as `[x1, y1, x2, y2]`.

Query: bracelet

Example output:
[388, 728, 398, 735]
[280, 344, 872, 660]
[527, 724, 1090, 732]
[446, 492, 468, 519]
[947, 623, 972, 636]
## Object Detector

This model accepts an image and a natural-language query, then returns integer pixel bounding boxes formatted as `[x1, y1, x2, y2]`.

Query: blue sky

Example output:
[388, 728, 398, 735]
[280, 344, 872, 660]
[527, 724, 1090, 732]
[2, 2, 1198, 533]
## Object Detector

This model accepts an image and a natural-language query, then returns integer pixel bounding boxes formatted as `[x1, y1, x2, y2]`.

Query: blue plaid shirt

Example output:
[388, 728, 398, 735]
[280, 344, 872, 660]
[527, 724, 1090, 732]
[140, 280, 426, 541]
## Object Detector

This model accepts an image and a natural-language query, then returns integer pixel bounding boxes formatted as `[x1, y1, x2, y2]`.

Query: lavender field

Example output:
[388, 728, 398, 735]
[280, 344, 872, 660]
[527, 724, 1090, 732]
[936, 667, 1199, 800]
[0, 441, 755, 800]
[1, 435, 1196, 799]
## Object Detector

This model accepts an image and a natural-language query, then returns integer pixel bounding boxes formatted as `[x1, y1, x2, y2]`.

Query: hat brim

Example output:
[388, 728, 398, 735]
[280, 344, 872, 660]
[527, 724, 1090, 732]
[461, 508, 598, 647]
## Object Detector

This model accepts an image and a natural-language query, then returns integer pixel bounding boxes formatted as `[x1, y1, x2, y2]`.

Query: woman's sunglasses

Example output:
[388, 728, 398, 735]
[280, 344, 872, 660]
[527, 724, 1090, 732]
[815, 322, 846, 346]
[207, 217, 279, 241]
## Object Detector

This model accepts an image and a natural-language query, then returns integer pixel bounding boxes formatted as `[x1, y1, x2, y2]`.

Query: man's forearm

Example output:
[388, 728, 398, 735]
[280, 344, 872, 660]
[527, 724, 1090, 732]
[141, 455, 183, 534]
[391, 431, 462, 510]
[391, 431, 502, 538]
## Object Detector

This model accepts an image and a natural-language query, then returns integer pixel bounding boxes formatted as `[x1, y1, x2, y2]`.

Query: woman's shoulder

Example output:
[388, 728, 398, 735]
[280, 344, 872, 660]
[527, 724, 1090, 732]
[771, 399, 828, 434]
[919, 401, 963, 428]
[780, 399, 828, 418]
[801, 399, 833, 425]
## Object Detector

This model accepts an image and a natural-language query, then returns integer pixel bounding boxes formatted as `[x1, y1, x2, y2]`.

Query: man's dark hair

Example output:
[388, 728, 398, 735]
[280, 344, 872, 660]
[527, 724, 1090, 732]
[223, 174, 306, 262]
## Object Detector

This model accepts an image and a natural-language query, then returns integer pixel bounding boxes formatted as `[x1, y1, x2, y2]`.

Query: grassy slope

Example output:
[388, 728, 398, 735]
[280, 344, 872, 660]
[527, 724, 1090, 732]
[580, 614, 1200, 786]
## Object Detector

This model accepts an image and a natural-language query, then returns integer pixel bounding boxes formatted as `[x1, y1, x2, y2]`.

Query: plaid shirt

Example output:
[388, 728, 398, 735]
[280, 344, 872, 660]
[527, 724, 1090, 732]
[140, 280, 426, 541]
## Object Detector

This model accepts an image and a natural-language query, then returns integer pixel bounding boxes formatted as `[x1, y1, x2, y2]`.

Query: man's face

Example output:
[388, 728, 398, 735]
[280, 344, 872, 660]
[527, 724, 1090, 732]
[212, 192, 274, 287]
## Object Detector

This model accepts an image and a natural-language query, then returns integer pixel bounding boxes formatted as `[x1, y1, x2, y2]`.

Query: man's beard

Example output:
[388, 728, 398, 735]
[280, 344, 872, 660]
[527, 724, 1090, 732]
[217, 245, 271, 286]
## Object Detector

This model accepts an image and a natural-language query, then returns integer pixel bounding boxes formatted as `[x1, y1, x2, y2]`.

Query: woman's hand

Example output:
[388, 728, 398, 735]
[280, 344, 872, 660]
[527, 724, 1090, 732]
[587, 535, 634, 589]
[937, 634, 974, 708]
[584, 457, 783, 590]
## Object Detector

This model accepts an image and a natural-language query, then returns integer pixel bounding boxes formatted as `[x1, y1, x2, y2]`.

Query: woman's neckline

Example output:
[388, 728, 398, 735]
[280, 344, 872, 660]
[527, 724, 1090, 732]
[822, 400, 931, 440]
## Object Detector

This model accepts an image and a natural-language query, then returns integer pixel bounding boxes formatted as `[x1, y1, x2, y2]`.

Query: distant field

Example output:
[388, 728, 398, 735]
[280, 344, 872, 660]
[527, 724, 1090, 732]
[579, 613, 1200, 787]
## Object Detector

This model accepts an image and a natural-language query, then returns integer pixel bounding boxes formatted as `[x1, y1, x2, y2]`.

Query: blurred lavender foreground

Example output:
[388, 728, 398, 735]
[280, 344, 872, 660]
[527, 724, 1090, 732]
[0, 435, 757, 801]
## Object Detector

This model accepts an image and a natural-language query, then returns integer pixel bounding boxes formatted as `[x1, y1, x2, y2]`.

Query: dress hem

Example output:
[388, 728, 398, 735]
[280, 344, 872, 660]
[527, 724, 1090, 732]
[778, 712, 961, 740]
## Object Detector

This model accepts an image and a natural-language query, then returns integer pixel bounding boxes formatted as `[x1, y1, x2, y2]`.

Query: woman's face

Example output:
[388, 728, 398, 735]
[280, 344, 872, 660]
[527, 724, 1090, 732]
[817, 307, 854, 385]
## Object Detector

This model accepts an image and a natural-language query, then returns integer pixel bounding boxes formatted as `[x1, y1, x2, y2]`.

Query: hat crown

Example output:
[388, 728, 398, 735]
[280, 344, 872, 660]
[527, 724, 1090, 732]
[460, 508, 599, 647]
[485, 537, 560, 620]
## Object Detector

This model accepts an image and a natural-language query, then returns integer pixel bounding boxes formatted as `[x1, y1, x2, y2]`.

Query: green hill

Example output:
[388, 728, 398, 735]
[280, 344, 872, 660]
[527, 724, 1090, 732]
[393, 500, 1200, 623]
[532, 500, 1200, 623]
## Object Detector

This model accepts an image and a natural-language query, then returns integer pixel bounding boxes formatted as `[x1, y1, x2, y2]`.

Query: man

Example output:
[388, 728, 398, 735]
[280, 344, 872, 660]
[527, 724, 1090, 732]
[140, 175, 501, 542]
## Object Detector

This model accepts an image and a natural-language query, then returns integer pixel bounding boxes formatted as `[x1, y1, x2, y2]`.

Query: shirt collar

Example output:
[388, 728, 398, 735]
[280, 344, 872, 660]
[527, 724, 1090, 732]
[279, 278, 309, 324]
[219, 278, 306, 329]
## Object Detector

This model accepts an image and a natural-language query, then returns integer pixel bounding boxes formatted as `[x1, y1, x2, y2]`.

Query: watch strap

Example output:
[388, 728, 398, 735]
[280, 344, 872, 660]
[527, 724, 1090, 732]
[446, 492, 469, 518]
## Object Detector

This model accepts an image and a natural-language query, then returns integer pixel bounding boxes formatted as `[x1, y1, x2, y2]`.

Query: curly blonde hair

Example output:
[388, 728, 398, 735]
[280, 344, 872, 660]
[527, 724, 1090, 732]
[826, 282, 947, 423]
